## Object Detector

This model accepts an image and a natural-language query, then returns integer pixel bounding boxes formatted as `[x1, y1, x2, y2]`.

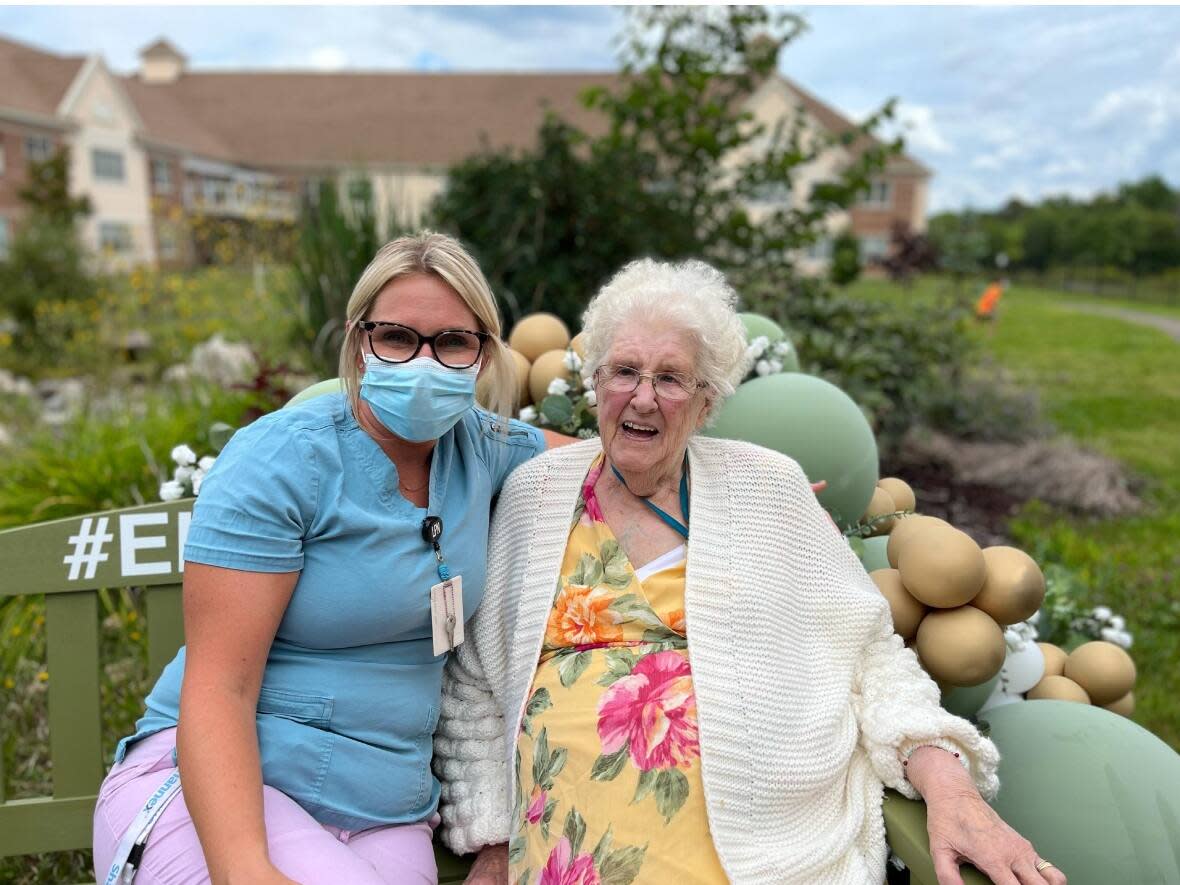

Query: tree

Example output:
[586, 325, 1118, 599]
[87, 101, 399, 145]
[432, 5, 902, 326]
[0, 148, 99, 370]
[879, 221, 939, 284]
[17, 147, 91, 226]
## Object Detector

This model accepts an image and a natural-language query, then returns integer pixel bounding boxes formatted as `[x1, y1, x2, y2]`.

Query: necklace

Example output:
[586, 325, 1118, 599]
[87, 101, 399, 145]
[609, 454, 690, 539]
[399, 476, 429, 493]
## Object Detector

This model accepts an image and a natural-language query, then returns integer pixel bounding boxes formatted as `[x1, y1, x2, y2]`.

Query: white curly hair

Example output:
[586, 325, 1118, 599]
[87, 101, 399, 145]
[580, 258, 751, 420]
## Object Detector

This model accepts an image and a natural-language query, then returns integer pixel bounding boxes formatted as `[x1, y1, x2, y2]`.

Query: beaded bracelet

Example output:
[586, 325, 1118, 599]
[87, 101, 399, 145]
[900, 742, 961, 768]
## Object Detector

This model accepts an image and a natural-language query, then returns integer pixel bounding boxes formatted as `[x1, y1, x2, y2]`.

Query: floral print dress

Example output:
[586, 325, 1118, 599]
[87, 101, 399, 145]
[509, 456, 728, 885]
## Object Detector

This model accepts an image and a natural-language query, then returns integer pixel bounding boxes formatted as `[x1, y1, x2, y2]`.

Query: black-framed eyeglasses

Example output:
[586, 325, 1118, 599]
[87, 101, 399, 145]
[358, 321, 489, 369]
[594, 365, 707, 402]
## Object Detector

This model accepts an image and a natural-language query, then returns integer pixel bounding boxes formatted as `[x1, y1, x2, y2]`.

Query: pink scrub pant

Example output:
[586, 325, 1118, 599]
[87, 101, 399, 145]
[92, 728, 439, 884]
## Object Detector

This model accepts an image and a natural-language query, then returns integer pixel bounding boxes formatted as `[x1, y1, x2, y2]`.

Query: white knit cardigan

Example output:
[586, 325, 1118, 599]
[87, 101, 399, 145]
[433, 436, 1000, 884]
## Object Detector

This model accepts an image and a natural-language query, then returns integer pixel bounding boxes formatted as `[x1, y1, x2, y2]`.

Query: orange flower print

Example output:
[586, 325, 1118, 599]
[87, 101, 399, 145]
[547, 584, 623, 647]
[666, 608, 686, 635]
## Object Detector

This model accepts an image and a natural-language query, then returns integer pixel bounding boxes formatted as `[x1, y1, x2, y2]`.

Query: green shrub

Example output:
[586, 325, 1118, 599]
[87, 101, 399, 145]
[829, 231, 861, 286]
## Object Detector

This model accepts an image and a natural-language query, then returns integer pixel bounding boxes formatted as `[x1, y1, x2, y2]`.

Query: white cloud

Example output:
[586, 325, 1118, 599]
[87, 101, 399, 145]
[1084, 85, 1178, 134]
[309, 45, 347, 71]
[894, 103, 953, 155]
[1043, 156, 1085, 178]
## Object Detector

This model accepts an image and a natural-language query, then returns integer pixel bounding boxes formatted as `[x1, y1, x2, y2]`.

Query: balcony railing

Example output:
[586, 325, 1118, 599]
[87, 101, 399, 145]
[182, 181, 296, 221]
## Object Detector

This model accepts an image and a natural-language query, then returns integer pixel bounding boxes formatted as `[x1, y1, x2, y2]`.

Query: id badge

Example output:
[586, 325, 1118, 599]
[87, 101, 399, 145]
[430, 575, 464, 656]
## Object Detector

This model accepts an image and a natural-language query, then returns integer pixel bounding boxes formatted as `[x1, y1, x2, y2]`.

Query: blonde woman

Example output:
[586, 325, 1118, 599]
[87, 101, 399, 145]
[92, 232, 570, 885]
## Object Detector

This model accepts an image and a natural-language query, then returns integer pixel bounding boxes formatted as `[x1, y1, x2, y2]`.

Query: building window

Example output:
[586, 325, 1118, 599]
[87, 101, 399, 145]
[98, 221, 133, 253]
[806, 237, 833, 261]
[859, 235, 889, 262]
[0, 217, 10, 259]
[861, 178, 892, 208]
[157, 223, 180, 259]
[151, 158, 172, 193]
[347, 177, 373, 204]
[25, 136, 53, 163]
[93, 149, 126, 182]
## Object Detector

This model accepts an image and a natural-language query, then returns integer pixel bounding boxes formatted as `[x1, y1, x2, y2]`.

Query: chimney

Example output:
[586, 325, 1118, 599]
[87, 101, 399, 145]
[139, 38, 186, 84]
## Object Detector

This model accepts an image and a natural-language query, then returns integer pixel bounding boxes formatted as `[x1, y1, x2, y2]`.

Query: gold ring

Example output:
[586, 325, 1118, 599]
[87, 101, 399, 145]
[1035, 860, 1055, 872]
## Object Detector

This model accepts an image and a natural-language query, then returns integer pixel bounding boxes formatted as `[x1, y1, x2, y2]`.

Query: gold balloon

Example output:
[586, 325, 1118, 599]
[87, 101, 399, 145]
[509, 313, 571, 362]
[509, 348, 532, 407]
[1038, 642, 1068, 678]
[886, 514, 948, 568]
[1064, 641, 1137, 706]
[1103, 691, 1135, 718]
[897, 524, 986, 608]
[862, 487, 897, 535]
[869, 568, 927, 639]
[528, 349, 573, 405]
[972, 546, 1046, 626]
[1027, 674, 1091, 704]
[915, 606, 1006, 687]
[570, 332, 586, 358]
[877, 477, 916, 513]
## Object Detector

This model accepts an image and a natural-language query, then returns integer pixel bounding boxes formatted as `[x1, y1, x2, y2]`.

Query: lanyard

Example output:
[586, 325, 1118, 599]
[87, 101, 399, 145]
[610, 455, 690, 539]
[103, 769, 183, 884]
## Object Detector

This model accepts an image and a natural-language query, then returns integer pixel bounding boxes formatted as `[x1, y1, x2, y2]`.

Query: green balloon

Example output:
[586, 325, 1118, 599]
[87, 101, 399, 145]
[285, 377, 343, 408]
[737, 312, 786, 344]
[978, 700, 1180, 885]
[705, 373, 879, 528]
[858, 535, 891, 572]
[941, 672, 1000, 719]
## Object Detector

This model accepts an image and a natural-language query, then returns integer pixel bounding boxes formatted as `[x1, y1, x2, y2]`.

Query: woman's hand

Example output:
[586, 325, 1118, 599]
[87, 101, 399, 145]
[463, 843, 509, 884]
[908, 747, 1066, 885]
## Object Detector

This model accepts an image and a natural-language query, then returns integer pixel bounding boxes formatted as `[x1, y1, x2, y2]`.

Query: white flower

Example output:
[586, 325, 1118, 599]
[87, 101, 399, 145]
[1109, 615, 1125, 630]
[745, 335, 769, 361]
[198, 455, 217, 472]
[754, 359, 771, 377]
[1092, 605, 1113, 621]
[547, 377, 571, 396]
[583, 389, 597, 407]
[518, 405, 538, 423]
[173, 465, 195, 484]
[192, 470, 206, 496]
[576, 427, 598, 439]
[1101, 628, 1133, 649]
[159, 480, 186, 501]
[768, 358, 783, 375]
[562, 350, 583, 372]
[171, 444, 197, 467]
[772, 340, 795, 357]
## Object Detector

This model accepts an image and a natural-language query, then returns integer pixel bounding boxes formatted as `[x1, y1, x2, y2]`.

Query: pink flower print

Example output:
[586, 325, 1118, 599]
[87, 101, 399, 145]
[596, 650, 699, 771]
[526, 786, 546, 825]
[538, 836, 600, 885]
[580, 462, 606, 524]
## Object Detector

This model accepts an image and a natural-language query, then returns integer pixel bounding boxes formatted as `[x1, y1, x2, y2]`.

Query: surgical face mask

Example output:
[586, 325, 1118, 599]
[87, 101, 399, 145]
[359, 355, 479, 442]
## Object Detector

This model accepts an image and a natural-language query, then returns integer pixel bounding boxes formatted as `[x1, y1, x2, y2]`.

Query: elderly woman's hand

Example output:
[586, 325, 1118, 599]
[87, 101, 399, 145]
[907, 747, 1067, 885]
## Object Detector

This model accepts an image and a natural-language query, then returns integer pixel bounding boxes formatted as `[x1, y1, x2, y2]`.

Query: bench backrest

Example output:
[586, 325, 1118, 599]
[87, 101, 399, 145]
[1, 499, 188, 857]
[0, 500, 471, 882]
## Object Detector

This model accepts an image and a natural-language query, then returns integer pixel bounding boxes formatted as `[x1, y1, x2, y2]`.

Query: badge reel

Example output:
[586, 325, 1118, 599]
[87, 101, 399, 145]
[421, 516, 464, 656]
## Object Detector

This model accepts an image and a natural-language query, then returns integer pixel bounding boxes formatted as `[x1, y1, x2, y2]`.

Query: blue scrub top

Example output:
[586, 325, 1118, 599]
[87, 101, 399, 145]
[115, 392, 544, 831]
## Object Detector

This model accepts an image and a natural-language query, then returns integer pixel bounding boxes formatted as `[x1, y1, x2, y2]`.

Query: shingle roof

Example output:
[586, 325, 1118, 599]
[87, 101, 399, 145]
[124, 70, 618, 169]
[0, 35, 85, 120]
[1, 32, 929, 178]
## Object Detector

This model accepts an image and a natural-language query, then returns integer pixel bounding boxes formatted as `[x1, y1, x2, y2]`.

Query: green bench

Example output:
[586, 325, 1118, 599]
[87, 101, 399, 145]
[0, 499, 983, 884]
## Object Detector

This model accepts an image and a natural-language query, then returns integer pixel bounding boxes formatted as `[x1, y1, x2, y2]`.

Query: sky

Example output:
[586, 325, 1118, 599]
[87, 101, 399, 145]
[2, 5, 1178, 215]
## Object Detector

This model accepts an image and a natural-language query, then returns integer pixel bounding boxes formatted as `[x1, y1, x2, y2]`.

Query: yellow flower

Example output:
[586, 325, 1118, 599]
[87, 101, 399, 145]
[10, 626, 22, 637]
[3, 678, 14, 690]
[37, 671, 49, 682]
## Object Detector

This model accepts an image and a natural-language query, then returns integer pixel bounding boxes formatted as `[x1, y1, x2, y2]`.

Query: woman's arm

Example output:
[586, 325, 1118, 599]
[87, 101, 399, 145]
[176, 562, 299, 885]
[906, 747, 1067, 885]
[541, 428, 580, 448]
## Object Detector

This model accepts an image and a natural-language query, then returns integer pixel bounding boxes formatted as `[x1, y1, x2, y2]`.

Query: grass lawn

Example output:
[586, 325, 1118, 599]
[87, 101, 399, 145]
[848, 275, 1180, 749]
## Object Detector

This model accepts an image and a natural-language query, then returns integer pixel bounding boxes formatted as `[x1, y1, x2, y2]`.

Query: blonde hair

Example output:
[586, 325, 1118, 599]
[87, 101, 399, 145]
[338, 231, 516, 419]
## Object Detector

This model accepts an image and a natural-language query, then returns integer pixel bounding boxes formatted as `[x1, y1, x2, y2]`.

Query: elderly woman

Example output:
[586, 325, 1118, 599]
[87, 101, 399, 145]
[434, 259, 1065, 885]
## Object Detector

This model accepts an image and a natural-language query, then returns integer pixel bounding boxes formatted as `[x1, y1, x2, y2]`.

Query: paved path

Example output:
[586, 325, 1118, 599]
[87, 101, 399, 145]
[1061, 302, 1180, 343]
